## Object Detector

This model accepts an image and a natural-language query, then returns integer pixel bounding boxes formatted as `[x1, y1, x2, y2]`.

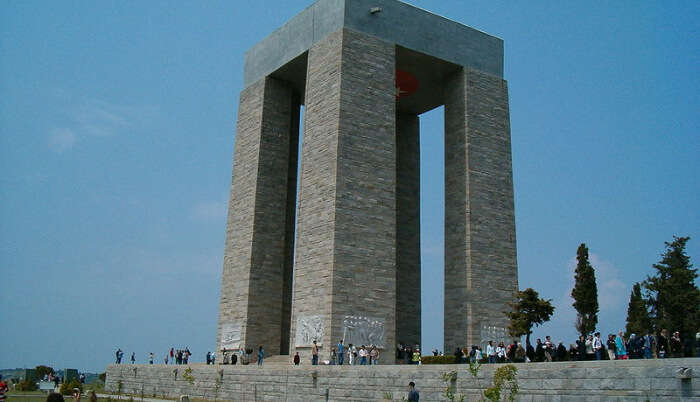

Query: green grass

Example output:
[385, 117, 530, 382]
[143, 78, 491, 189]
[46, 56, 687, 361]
[7, 392, 113, 402]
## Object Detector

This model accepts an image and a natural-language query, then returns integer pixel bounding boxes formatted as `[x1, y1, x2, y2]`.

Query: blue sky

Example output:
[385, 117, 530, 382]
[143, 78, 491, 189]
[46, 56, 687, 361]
[1, 0, 698, 372]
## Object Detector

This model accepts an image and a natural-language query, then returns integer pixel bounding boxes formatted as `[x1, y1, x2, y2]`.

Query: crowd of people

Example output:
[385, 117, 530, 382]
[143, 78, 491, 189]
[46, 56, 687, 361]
[114, 347, 192, 365]
[113, 330, 698, 367]
[445, 329, 698, 364]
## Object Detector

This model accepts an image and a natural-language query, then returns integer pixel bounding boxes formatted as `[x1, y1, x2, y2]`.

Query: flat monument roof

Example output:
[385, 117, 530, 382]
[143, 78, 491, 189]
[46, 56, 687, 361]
[243, 0, 504, 87]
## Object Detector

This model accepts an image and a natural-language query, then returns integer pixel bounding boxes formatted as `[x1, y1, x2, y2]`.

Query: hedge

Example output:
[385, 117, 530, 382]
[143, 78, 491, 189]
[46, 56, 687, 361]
[420, 355, 457, 364]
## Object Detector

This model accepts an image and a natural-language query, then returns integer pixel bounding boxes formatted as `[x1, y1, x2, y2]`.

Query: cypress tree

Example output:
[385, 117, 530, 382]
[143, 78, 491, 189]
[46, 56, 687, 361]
[625, 282, 651, 336]
[643, 236, 699, 340]
[571, 243, 599, 336]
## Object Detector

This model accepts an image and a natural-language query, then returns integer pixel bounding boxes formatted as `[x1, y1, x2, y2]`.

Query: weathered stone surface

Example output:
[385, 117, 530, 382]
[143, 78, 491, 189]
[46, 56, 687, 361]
[444, 68, 518, 353]
[290, 27, 397, 362]
[105, 358, 700, 401]
[216, 76, 298, 361]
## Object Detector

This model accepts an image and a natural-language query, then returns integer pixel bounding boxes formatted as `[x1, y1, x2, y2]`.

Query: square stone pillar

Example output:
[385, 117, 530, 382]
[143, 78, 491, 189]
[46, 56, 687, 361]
[217, 77, 298, 360]
[290, 28, 397, 362]
[396, 112, 421, 348]
[444, 68, 518, 353]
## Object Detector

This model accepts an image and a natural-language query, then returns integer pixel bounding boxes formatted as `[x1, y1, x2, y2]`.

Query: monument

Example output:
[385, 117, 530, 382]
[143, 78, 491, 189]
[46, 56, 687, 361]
[216, 0, 518, 363]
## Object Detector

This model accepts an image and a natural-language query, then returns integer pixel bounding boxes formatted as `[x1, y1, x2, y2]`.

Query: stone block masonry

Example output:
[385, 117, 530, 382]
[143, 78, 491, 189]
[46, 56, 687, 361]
[289, 27, 397, 362]
[105, 358, 700, 401]
[216, 76, 298, 362]
[444, 68, 518, 353]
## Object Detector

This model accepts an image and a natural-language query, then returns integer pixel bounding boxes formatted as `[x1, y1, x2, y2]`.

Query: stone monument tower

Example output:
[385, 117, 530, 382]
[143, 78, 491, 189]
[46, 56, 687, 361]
[217, 0, 518, 362]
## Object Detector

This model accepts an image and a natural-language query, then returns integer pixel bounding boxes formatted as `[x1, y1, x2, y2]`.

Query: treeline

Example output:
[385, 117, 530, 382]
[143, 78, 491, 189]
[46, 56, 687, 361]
[506, 236, 698, 354]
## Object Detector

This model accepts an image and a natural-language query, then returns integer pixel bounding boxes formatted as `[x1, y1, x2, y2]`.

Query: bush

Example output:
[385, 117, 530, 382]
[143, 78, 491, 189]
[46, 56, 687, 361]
[421, 355, 457, 364]
[60, 379, 83, 396]
[98, 373, 106, 382]
[17, 380, 38, 391]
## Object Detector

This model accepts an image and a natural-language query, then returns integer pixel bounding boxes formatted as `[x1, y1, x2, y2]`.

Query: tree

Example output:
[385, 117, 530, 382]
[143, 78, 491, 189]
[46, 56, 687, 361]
[625, 282, 651, 336]
[571, 243, 599, 336]
[35, 365, 54, 379]
[643, 236, 699, 340]
[505, 288, 555, 346]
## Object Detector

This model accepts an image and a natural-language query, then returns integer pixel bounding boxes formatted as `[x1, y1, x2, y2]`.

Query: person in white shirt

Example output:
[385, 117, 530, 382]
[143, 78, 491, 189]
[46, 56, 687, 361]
[348, 344, 356, 365]
[486, 341, 496, 363]
[496, 342, 506, 363]
[593, 332, 603, 360]
[359, 345, 369, 365]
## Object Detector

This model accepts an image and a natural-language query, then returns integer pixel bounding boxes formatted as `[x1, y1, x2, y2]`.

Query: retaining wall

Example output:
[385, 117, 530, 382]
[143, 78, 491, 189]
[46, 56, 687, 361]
[105, 358, 699, 401]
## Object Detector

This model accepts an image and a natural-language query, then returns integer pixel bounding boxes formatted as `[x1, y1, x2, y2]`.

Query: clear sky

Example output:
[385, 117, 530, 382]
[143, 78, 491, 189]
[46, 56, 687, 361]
[1, 0, 698, 372]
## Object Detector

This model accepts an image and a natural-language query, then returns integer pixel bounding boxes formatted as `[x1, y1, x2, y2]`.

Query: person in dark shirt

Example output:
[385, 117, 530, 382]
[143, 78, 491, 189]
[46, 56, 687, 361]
[407, 381, 419, 401]
[535, 339, 544, 362]
[670, 331, 682, 358]
[557, 342, 568, 361]
[576, 335, 586, 361]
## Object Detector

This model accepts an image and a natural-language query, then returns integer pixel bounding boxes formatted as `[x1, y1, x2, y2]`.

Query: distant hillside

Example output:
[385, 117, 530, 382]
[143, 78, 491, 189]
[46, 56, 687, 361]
[0, 368, 102, 383]
[0, 368, 26, 381]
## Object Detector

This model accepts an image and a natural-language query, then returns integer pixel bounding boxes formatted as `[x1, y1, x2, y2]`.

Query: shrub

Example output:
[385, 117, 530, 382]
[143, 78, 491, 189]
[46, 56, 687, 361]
[421, 355, 457, 364]
[484, 364, 518, 402]
[98, 373, 106, 382]
[17, 380, 38, 391]
[60, 379, 83, 395]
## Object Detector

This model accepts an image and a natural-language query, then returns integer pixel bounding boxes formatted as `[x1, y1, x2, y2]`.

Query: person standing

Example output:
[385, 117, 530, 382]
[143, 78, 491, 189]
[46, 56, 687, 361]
[575, 336, 586, 361]
[642, 331, 655, 359]
[149, 352, 154, 364]
[407, 381, 419, 402]
[614, 332, 626, 359]
[257, 345, 264, 366]
[593, 333, 603, 360]
[0, 375, 8, 402]
[359, 346, 368, 365]
[311, 340, 319, 365]
[657, 329, 669, 358]
[238, 347, 245, 365]
[606, 334, 617, 360]
[412, 348, 421, 365]
[496, 342, 506, 363]
[337, 340, 345, 365]
[557, 342, 568, 361]
[293, 352, 300, 366]
[585, 335, 594, 360]
[370, 346, 379, 365]
[206, 351, 211, 365]
[626, 334, 638, 359]
[670, 332, 682, 358]
[330, 348, 337, 365]
[347, 344, 355, 365]
[486, 341, 496, 364]
[169, 348, 174, 364]
[115, 348, 122, 364]
[545, 336, 555, 362]
[131, 352, 136, 364]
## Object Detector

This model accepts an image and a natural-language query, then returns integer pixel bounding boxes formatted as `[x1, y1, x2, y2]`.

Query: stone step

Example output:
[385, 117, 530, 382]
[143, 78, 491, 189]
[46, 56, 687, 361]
[262, 354, 292, 364]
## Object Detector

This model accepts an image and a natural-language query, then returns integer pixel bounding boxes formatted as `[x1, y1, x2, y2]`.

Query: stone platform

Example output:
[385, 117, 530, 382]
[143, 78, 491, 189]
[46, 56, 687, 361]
[105, 358, 699, 401]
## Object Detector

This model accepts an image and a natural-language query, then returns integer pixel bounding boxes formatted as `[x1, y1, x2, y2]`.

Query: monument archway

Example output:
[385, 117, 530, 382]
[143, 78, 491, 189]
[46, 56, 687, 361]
[216, 0, 518, 363]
